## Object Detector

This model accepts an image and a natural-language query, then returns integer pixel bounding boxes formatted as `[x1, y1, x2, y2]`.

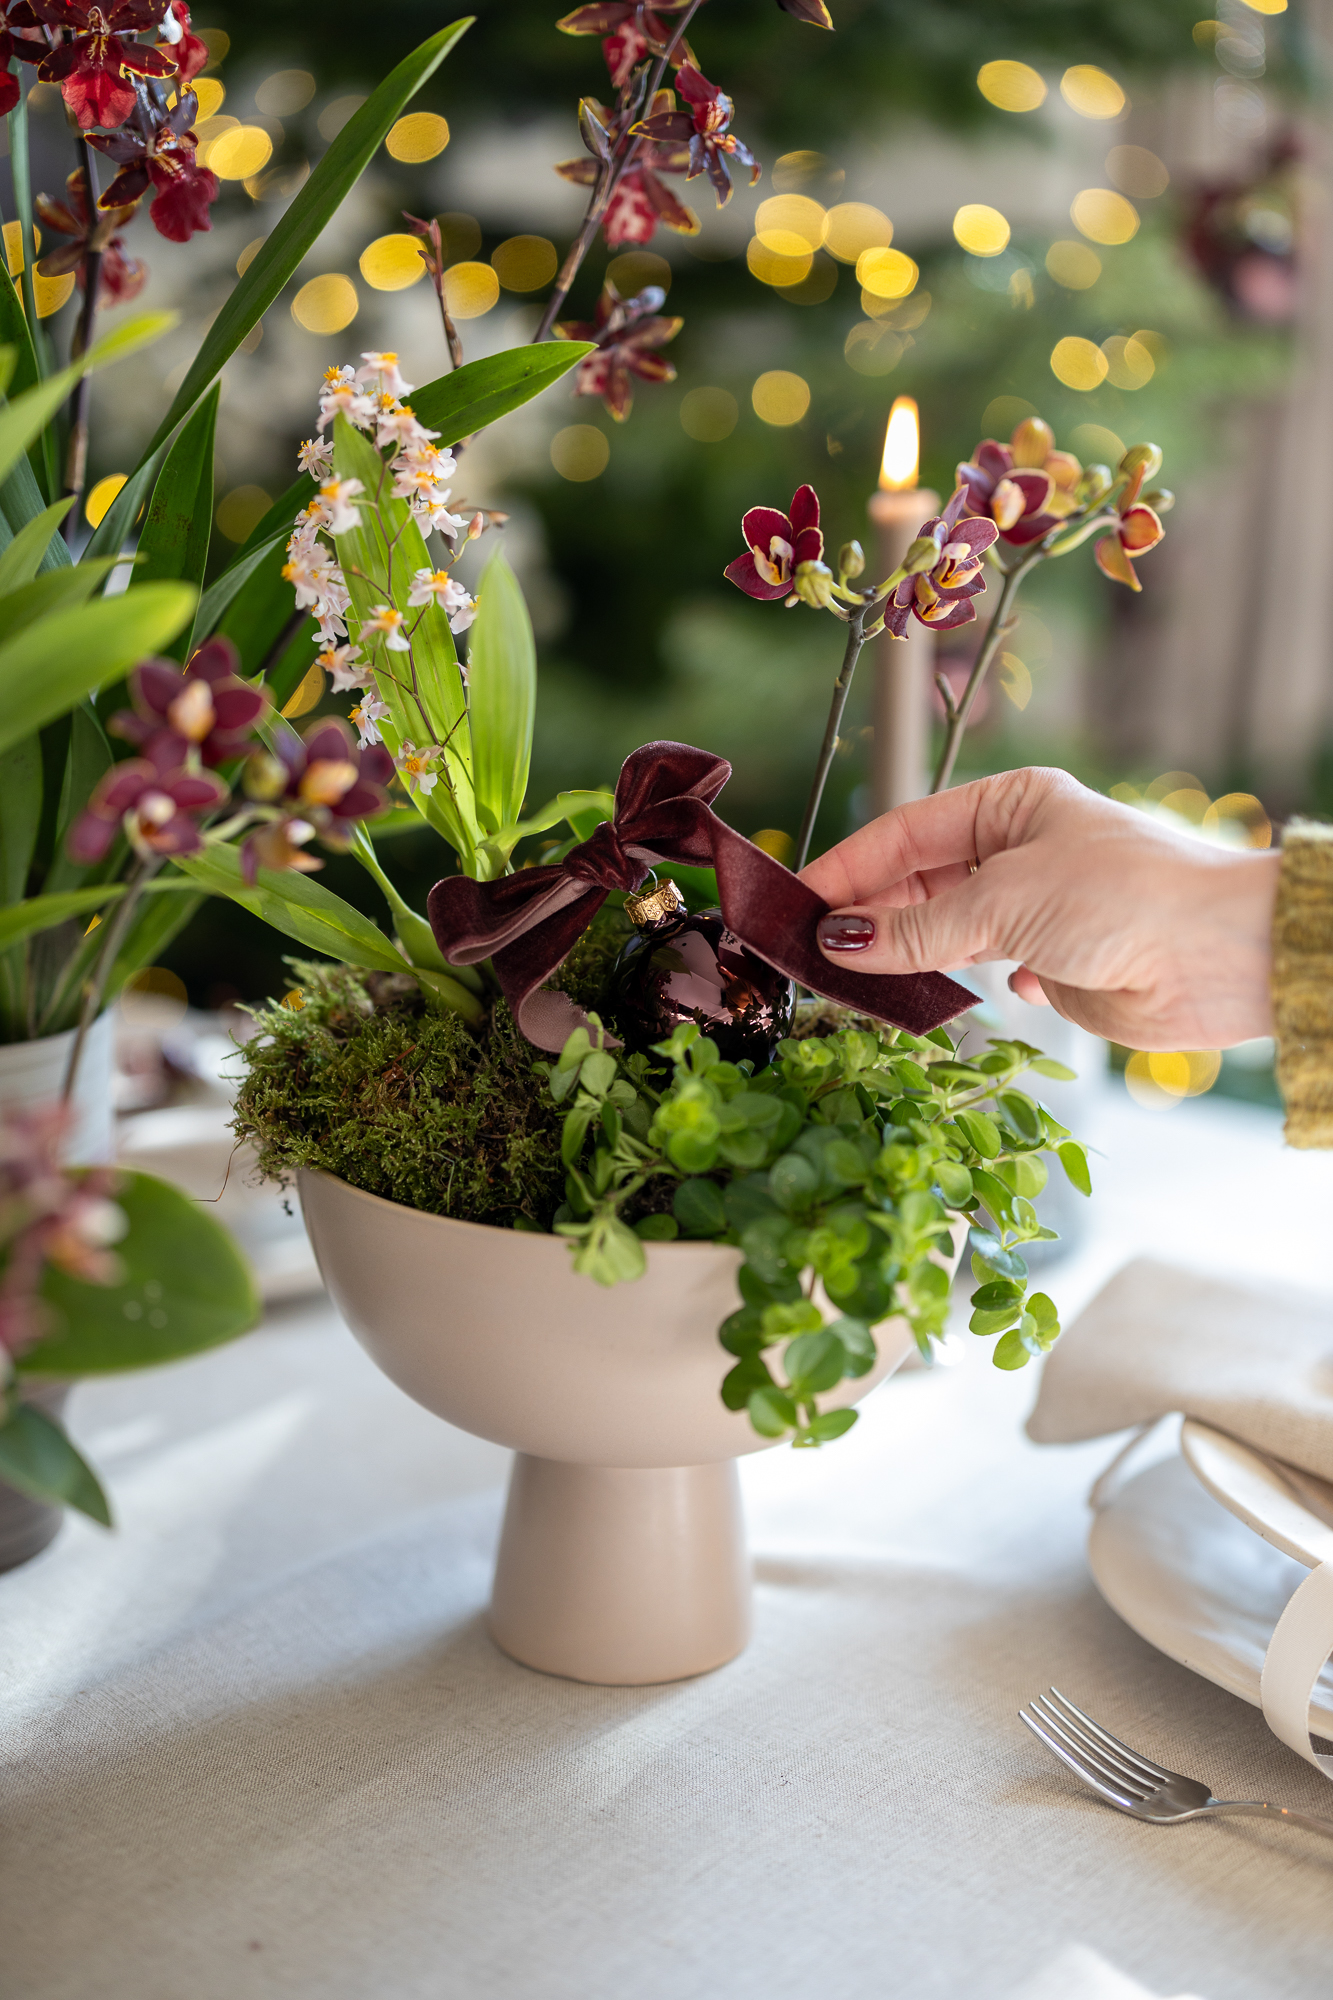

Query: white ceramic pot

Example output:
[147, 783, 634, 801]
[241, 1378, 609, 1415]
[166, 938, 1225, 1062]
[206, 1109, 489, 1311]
[299, 1170, 920, 1686]
[0, 1012, 115, 1164]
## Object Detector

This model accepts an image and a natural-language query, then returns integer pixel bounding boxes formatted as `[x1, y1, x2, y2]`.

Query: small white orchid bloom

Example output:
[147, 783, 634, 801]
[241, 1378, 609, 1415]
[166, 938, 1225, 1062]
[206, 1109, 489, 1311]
[355, 351, 414, 399]
[348, 694, 391, 748]
[317, 475, 365, 536]
[363, 605, 411, 653]
[317, 642, 371, 692]
[407, 567, 477, 632]
[395, 741, 443, 796]
[297, 436, 334, 480]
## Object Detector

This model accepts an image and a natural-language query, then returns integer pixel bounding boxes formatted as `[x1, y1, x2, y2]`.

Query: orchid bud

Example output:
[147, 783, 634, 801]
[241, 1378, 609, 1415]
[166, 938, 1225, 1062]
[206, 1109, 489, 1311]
[244, 752, 288, 802]
[1119, 442, 1163, 481]
[466, 511, 486, 542]
[837, 539, 865, 581]
[1077, 464, 1113, 504]
[1010, 416, 1055, 468]
[902, 534, 940, 575]
[1142, 487, 1175, 514]
[792, 559, 838, 609]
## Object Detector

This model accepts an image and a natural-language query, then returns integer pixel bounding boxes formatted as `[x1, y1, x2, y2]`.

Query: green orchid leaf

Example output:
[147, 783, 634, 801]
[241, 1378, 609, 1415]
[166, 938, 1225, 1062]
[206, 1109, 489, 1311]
[0, 884, 127, 950]
[175, 842, 408, 976]
[411, 340, 593, 445]
[0, 581, 197, 757]
[0, 1401, 111, 1525]
[0, 495, 74, 592]
[0, 310, 177, 490]
[467, 552, 535, 837]
[141, 21, 473, 463]
[134, 384, 218, 658]
[0, 557, 122, 642]
[25, 1169, 260, 1376]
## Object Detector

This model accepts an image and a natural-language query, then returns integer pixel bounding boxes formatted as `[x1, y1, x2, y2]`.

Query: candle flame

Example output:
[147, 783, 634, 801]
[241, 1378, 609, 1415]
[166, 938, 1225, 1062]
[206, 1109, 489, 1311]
[879, 395, 919, 490]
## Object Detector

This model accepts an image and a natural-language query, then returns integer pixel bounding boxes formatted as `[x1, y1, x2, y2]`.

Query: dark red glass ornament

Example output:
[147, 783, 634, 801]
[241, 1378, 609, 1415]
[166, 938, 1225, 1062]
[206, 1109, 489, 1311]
[609, 880, 795, 1067]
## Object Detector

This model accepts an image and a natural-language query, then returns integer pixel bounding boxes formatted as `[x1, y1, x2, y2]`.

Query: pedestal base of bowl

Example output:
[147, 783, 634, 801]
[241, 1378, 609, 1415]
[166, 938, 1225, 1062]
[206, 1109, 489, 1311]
[490, 1455, 750, 1684]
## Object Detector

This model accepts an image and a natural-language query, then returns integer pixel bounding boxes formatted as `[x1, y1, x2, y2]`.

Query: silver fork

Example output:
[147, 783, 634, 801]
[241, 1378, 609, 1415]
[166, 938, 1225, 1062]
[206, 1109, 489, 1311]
[1020, 1687, 1333, 1842]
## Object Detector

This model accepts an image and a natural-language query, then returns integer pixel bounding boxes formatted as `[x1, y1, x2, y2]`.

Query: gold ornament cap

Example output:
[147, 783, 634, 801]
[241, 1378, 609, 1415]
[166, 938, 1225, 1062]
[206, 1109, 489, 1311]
[624, 878, 688, 930]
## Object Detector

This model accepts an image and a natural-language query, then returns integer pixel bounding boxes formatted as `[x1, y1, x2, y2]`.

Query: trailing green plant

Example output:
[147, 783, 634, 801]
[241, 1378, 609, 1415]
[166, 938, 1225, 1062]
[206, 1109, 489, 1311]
[541, 1014, 1091, 1446]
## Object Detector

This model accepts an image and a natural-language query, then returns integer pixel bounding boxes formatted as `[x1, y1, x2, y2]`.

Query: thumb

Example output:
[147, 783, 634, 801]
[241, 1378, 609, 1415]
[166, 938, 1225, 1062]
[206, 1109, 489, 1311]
[815, 880, 1000, 975]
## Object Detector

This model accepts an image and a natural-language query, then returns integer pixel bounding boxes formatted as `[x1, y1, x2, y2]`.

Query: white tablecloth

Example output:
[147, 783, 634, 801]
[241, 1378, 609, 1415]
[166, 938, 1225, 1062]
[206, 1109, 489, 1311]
[5, 1089, 1333, 2000]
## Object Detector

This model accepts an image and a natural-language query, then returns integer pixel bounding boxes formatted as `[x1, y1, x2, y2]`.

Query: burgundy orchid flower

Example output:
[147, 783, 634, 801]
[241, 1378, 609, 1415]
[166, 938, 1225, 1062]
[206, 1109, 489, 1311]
[955, 438, 1062, 547]
[108, 636, 269, 769]
[882, 490, 999, 637]
[0, 32, 22, 118]
[724, 485, 823, 603]
[30, 0, 178, 131]
[555, 282, 681, 421]
[556, 143, 697, 248]
[89, 93, 218, 243]
[633, 64, 760, 206]
[240, 719, 394, 883]
[557, 1, 698, 90]
[35, 168, 146, 304]
[164, 0, 207, 86]
[68, 735, 226, 865]
[1095, 449, 1166, 593]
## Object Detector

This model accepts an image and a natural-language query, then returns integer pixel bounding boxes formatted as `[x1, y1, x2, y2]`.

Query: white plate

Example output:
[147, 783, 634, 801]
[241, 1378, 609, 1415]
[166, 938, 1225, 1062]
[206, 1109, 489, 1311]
[1087, 1451, 1333, 1724]
[1180, 1419, 1333, 1569]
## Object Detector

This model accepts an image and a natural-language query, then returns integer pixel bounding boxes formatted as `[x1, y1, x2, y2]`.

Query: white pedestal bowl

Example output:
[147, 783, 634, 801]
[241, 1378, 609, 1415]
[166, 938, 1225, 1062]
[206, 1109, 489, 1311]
[299, 1169, 919, 1685]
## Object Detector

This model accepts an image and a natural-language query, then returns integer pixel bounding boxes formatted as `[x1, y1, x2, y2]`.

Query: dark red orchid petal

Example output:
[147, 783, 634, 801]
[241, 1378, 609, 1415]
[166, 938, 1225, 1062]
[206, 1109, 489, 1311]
[918, 597, 978, 631]
[359, 744, 396, 789]
[674, 62, 720, 108]
[330, 780, 389, 823]
[143, 813, 206, 856]
[300, 718, 358, 766]
[702, 145, 732, 206]
[131, 660, 186, 720]
[603, 173, 659, 248]
[740, 505, 795, 555]
[788, 484, 820, 537]
[626, 351, 676, 386]
[0, 60, 19, 120]
[882, 599, 913, 640]
[67, 809, 118, 865]
[973, 440, 1013, 485]
[791, 526, 824, 567]
[207, 684, 268, 735]
[164, 769, 228, 812]
[635, 110, 693, 144]
[999, 510, 1059, 547]
[932, 571, 987, 603]
[939, 487, 969, 530]
[641, 166, 698, 233]
[557, 3, 635, 31]
[775, 0, 834, 23]
[555, 156, 600, 189]
[945, 516, 999, 555]
[40, 43, 140, 129]
[89, 760, 159, 817]
[185, 635, 242, 683]
[619, 313, 681, 352]
[724, 553, 789, 601]
[146, 161, 217, 242]
[1006, 468, 1053, 511]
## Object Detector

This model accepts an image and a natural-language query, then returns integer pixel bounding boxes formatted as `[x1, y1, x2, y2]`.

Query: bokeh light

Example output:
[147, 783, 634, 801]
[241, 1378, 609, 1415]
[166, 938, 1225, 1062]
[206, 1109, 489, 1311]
[551, 425, 610, 481]
[953, 204, 1010, 256]
[1124, 1049, 1221, 1110]
[844, 323, 905, 377]
[607, 250, 671, 295]
[236, 235, 265, 276]
[120, 966, 188, 1024]
[1070, 421, 1125, 462]
[756, 194, 826, 251]
[780, 254, 838, 304]
[1060, 65, 1127, 119]
[982, 394, 1037, 435]
[438, 213, 483, 262]
[491, 235, 558, 292]
[680, 388, 739, 441]
[192, 77, 225, 118]
[291, 272, 358, 333]
[999, 652, 1032, 709]
[84, 474, 127, 529]
[751, 829, 794, 863]
[386, 112, 450, 162]
[197, 27, 228, 68]
[747, 236, 812, 287]
[208, 125, 273, 179]
[1204, 793, 1272, 847]
[255, 69, 314, 116]
[442, 262, 500, 318]
[359, 234, 426, 291]
[215, 485, 272, 542]
[1071, 188, 1139, 245]
[1050, 336, 1108, 390]
[751, 370, 811, 425]
[317, 94, 366, 141]
[1102, 333, 1155, 389]
[857, 246, 917, 298]
[1106, 145, 1169, 199]
[1046, 239, 1102, 289]
[977, 60, 1047, 112]
[822, 202, 892, 263]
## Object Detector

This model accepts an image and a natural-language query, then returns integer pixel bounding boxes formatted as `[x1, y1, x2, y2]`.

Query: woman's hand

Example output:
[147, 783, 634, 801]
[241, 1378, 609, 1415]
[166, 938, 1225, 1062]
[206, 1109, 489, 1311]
[801, 767, 1280, 1050]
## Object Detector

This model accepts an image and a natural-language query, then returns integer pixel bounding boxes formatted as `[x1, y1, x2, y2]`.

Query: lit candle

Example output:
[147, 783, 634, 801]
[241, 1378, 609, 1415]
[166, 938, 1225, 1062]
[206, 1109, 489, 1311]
[866, 396, 939, 813]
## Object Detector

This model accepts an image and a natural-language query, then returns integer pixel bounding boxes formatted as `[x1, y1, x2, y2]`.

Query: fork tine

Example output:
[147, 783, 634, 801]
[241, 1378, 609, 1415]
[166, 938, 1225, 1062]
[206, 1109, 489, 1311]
[1019, 1707, 1138, 1811]
[1031, 1696, 1154, 1799]
[1047, 1688, 1173, 1785]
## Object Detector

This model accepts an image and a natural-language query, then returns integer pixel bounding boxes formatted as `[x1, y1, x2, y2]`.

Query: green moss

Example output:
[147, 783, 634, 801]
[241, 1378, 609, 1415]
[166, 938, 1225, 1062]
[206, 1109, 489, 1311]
[232, 918, 629, 1228]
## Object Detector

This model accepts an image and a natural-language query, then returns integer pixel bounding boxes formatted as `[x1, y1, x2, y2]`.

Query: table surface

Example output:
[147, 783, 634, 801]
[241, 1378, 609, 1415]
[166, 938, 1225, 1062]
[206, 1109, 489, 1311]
[5, 1085, 1333, 2000]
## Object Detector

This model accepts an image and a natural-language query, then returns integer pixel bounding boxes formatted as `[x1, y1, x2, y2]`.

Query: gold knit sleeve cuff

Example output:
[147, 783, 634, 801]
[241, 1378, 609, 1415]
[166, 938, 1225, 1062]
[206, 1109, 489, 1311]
[1273, 818, 1333, 1148]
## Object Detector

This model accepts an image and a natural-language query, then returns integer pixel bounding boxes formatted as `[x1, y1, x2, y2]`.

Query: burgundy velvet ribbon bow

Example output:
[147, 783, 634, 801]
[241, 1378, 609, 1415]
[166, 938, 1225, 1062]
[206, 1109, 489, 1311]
[427, 741, 976, 1053]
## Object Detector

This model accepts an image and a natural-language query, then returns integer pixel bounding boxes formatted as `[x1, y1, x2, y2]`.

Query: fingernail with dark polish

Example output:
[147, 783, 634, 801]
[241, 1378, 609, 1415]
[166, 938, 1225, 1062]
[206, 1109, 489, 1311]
[817, 912, 876, 952]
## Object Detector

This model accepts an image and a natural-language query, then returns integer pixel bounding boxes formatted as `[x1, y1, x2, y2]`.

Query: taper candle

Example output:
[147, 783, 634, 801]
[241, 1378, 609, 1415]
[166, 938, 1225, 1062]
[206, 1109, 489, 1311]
[867, 396, 938, 814]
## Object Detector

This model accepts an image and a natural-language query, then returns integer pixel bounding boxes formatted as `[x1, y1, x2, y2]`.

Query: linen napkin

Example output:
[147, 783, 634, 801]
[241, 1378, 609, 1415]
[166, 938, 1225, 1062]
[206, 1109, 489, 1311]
[1027, 1257, 1333, 1481]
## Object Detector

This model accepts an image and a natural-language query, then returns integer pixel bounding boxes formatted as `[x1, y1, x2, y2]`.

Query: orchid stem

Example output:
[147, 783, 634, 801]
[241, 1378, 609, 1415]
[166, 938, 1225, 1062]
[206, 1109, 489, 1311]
[930, 557, 1035, 794]
[533, 0, 704, 344]
[794, 602, 870, 872]
[61, 856, 156, 1106]
[64, 136, 101, 504]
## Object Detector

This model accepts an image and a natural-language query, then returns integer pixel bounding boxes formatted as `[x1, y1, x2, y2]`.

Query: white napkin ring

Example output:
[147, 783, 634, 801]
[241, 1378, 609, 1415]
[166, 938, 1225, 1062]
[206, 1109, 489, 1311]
[1260, 1559, 1333, 1777]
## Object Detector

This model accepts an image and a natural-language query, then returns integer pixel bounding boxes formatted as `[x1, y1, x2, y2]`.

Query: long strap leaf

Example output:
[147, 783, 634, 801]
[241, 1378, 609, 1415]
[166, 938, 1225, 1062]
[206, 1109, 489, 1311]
[0, 581, 196, 757]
